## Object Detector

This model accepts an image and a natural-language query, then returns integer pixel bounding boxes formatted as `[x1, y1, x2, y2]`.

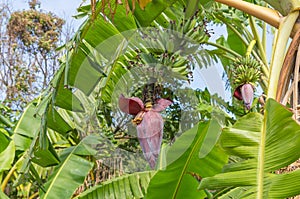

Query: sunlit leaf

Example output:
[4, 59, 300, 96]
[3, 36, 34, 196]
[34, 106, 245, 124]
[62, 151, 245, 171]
[146, 120, 228, 198]
[199, 99, 300, 198]
[0, 141, 15, 172]
[39, 135, 100, 199]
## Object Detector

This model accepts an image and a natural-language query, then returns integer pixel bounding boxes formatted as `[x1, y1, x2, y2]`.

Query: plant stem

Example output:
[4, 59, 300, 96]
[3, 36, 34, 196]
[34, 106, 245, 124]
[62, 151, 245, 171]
[206, 41, 241, 58]
[214, 0, 280, 28]
[258, 109, 267, 199]
[292, 44, 300, 119]
[257, 10, 300, 199]
[28, 192, 39, 199]
[1, 155, 24, 192]
[248, 16, 269, 81]
[216, 14, 267, 76]
[276, 28, 300, 101]
[249, 16, 268, 66]
[262, 22, 267, 54]
[267, 12, 299, 99]
[246, 40, 256, 57]
[214, 0, 300, 37]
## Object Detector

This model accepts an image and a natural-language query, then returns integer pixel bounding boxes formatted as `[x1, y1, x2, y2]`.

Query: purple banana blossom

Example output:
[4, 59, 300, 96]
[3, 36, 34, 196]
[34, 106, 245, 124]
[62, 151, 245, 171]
[233, 84, 254, 110]
[119, 94, 172, 169]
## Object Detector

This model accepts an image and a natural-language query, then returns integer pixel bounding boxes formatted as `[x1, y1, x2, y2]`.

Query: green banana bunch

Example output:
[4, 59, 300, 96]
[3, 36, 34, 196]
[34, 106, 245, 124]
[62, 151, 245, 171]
[231, 56, 261, 87]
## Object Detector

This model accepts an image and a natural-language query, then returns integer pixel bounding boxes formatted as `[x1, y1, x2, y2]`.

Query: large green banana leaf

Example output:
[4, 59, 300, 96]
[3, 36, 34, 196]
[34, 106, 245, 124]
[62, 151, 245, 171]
[0, 138, 15, 173]
[199, 99, 300, 198]
[12, 102, 75, 167]
[12, 103, 42, 151]
[67, 2, 137, 96]
[75, 171, 156, 199]
[39, 135, 100, 199]
[13, 102, 74, 151]
[146, 120, 228, 199]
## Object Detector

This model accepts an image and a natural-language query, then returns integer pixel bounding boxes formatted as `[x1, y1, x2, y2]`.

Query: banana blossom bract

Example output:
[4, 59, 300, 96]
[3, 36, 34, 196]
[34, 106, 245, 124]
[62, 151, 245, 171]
[119, 94, 172, 169]
[234, 83, 254, 110]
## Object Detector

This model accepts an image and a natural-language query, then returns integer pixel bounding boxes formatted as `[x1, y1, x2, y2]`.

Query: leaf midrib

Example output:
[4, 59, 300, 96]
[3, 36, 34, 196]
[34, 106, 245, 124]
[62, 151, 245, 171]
[171, 123, 209, 199]
[42, 145, 79, 198]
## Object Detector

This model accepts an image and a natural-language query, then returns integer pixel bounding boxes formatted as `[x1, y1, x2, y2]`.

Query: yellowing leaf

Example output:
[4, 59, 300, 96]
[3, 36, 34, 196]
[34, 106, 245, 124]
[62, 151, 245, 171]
[137, 0, 152, 10]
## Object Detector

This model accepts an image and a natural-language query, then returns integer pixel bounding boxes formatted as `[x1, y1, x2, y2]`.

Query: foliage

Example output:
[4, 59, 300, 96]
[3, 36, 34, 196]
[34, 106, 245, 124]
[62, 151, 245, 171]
[146, 120, 228, 198]
[39, 135, 99, 199]
[1, 0, 300, 198]
[76, 171, 156, 199]
[199, 99, 300, 198]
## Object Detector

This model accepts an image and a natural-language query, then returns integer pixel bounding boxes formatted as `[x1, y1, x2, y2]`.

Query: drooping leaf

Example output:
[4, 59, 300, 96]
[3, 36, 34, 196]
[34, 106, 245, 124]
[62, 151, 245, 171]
[67, 5, 136, 96]
[46, 106, 73, 136]
[31, 137, 60, 167]
[67, 25, 121, 95]
[54, 73, 85, 112]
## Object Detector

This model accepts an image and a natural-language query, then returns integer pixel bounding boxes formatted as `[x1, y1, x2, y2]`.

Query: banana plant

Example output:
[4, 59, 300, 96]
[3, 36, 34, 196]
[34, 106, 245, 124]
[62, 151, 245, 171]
[186, 0, 300, 198]
[198, 99, 300, 198]
[135, 0, 300, 198]
[5, 0, 300, 198]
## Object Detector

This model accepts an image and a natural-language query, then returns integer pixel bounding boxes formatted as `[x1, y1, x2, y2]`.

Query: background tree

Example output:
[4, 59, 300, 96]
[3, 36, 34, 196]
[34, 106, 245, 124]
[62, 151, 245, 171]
[0, 0, 64, 110]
